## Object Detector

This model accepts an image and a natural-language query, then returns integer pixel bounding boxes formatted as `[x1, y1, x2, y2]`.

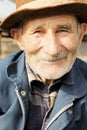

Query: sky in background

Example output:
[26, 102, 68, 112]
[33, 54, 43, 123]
[0, 0, 16, 20]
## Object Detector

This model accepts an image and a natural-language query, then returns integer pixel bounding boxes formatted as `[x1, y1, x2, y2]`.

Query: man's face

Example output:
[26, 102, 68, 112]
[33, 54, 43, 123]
[14, 15, 86, 81]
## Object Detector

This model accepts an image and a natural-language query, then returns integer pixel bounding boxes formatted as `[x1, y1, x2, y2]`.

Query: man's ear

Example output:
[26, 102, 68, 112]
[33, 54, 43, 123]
[10, 28, 24, 50]
[10, 28, 20, 40]
[79, 23, 87, 41]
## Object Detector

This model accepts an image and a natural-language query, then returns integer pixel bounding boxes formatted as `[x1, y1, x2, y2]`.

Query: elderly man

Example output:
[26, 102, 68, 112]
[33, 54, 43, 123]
[0, 0, 87, 130]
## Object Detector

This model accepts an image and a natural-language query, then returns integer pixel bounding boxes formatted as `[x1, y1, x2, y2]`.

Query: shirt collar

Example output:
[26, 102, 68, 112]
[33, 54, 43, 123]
[26, 62, 42, 84]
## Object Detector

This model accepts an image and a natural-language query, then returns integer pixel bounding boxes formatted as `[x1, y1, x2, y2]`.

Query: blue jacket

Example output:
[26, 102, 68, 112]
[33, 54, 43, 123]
[0, 51, 87, 130]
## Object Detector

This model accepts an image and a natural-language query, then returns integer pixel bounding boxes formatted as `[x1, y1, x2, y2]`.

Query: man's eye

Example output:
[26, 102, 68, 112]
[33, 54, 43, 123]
[56, 29, 70, 36]
[34, 30, 42, 33]
[57, 29, 68, 32]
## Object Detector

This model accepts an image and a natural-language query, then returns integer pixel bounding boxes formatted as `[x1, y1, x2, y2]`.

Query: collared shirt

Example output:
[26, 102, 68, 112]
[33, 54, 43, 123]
[25, 63, 74, 130]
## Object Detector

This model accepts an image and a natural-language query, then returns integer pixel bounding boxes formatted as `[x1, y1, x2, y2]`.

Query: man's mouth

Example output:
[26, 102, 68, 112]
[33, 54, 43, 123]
[42, 55, 67, 63]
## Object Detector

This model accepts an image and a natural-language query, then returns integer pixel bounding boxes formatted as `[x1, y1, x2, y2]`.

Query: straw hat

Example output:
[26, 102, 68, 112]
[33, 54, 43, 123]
[0, 0, 87, 32]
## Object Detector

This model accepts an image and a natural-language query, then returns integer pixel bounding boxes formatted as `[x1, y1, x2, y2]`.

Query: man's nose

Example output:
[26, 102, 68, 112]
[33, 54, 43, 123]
[44, 31, 61, 56]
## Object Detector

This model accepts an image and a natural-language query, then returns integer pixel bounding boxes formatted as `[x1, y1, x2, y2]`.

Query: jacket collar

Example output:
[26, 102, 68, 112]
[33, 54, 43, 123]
[6, 51, 25, 81]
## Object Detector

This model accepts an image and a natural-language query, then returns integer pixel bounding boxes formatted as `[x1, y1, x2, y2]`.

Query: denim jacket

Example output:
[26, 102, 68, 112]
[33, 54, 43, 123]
[0, 51, 87, 130]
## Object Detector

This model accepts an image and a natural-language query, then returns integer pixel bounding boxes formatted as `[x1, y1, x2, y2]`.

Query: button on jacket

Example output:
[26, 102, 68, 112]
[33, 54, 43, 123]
[0, 51, 87, 130]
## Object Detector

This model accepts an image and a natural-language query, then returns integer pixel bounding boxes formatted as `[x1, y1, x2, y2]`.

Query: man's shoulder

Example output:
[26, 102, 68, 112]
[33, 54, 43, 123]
[0, 51, 24, 66]
[0, 51, 24, 86]
[74, 58, 87, 79]
[75, 58, 87, 69]
[0, 50, 24, 77]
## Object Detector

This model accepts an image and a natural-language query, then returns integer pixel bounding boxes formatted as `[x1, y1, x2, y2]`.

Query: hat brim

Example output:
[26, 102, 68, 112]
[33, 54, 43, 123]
[1, 2, 87, 32]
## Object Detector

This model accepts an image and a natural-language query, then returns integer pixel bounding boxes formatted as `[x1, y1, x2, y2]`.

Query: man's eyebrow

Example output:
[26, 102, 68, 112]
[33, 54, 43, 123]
[57, 24, 72, 30]
[31, 24, 46, 31]
[29, 23, 72, 33]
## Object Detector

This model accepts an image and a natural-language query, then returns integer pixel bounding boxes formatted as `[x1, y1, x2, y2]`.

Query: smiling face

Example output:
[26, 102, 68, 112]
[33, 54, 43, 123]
[11, 15, 86, 83]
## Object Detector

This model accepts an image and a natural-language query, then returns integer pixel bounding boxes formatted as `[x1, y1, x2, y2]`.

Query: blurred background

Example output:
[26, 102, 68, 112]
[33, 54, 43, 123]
[0, 0, 19, 59]
[0, 0, 15, 20]
[0, 0, 87, 61]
